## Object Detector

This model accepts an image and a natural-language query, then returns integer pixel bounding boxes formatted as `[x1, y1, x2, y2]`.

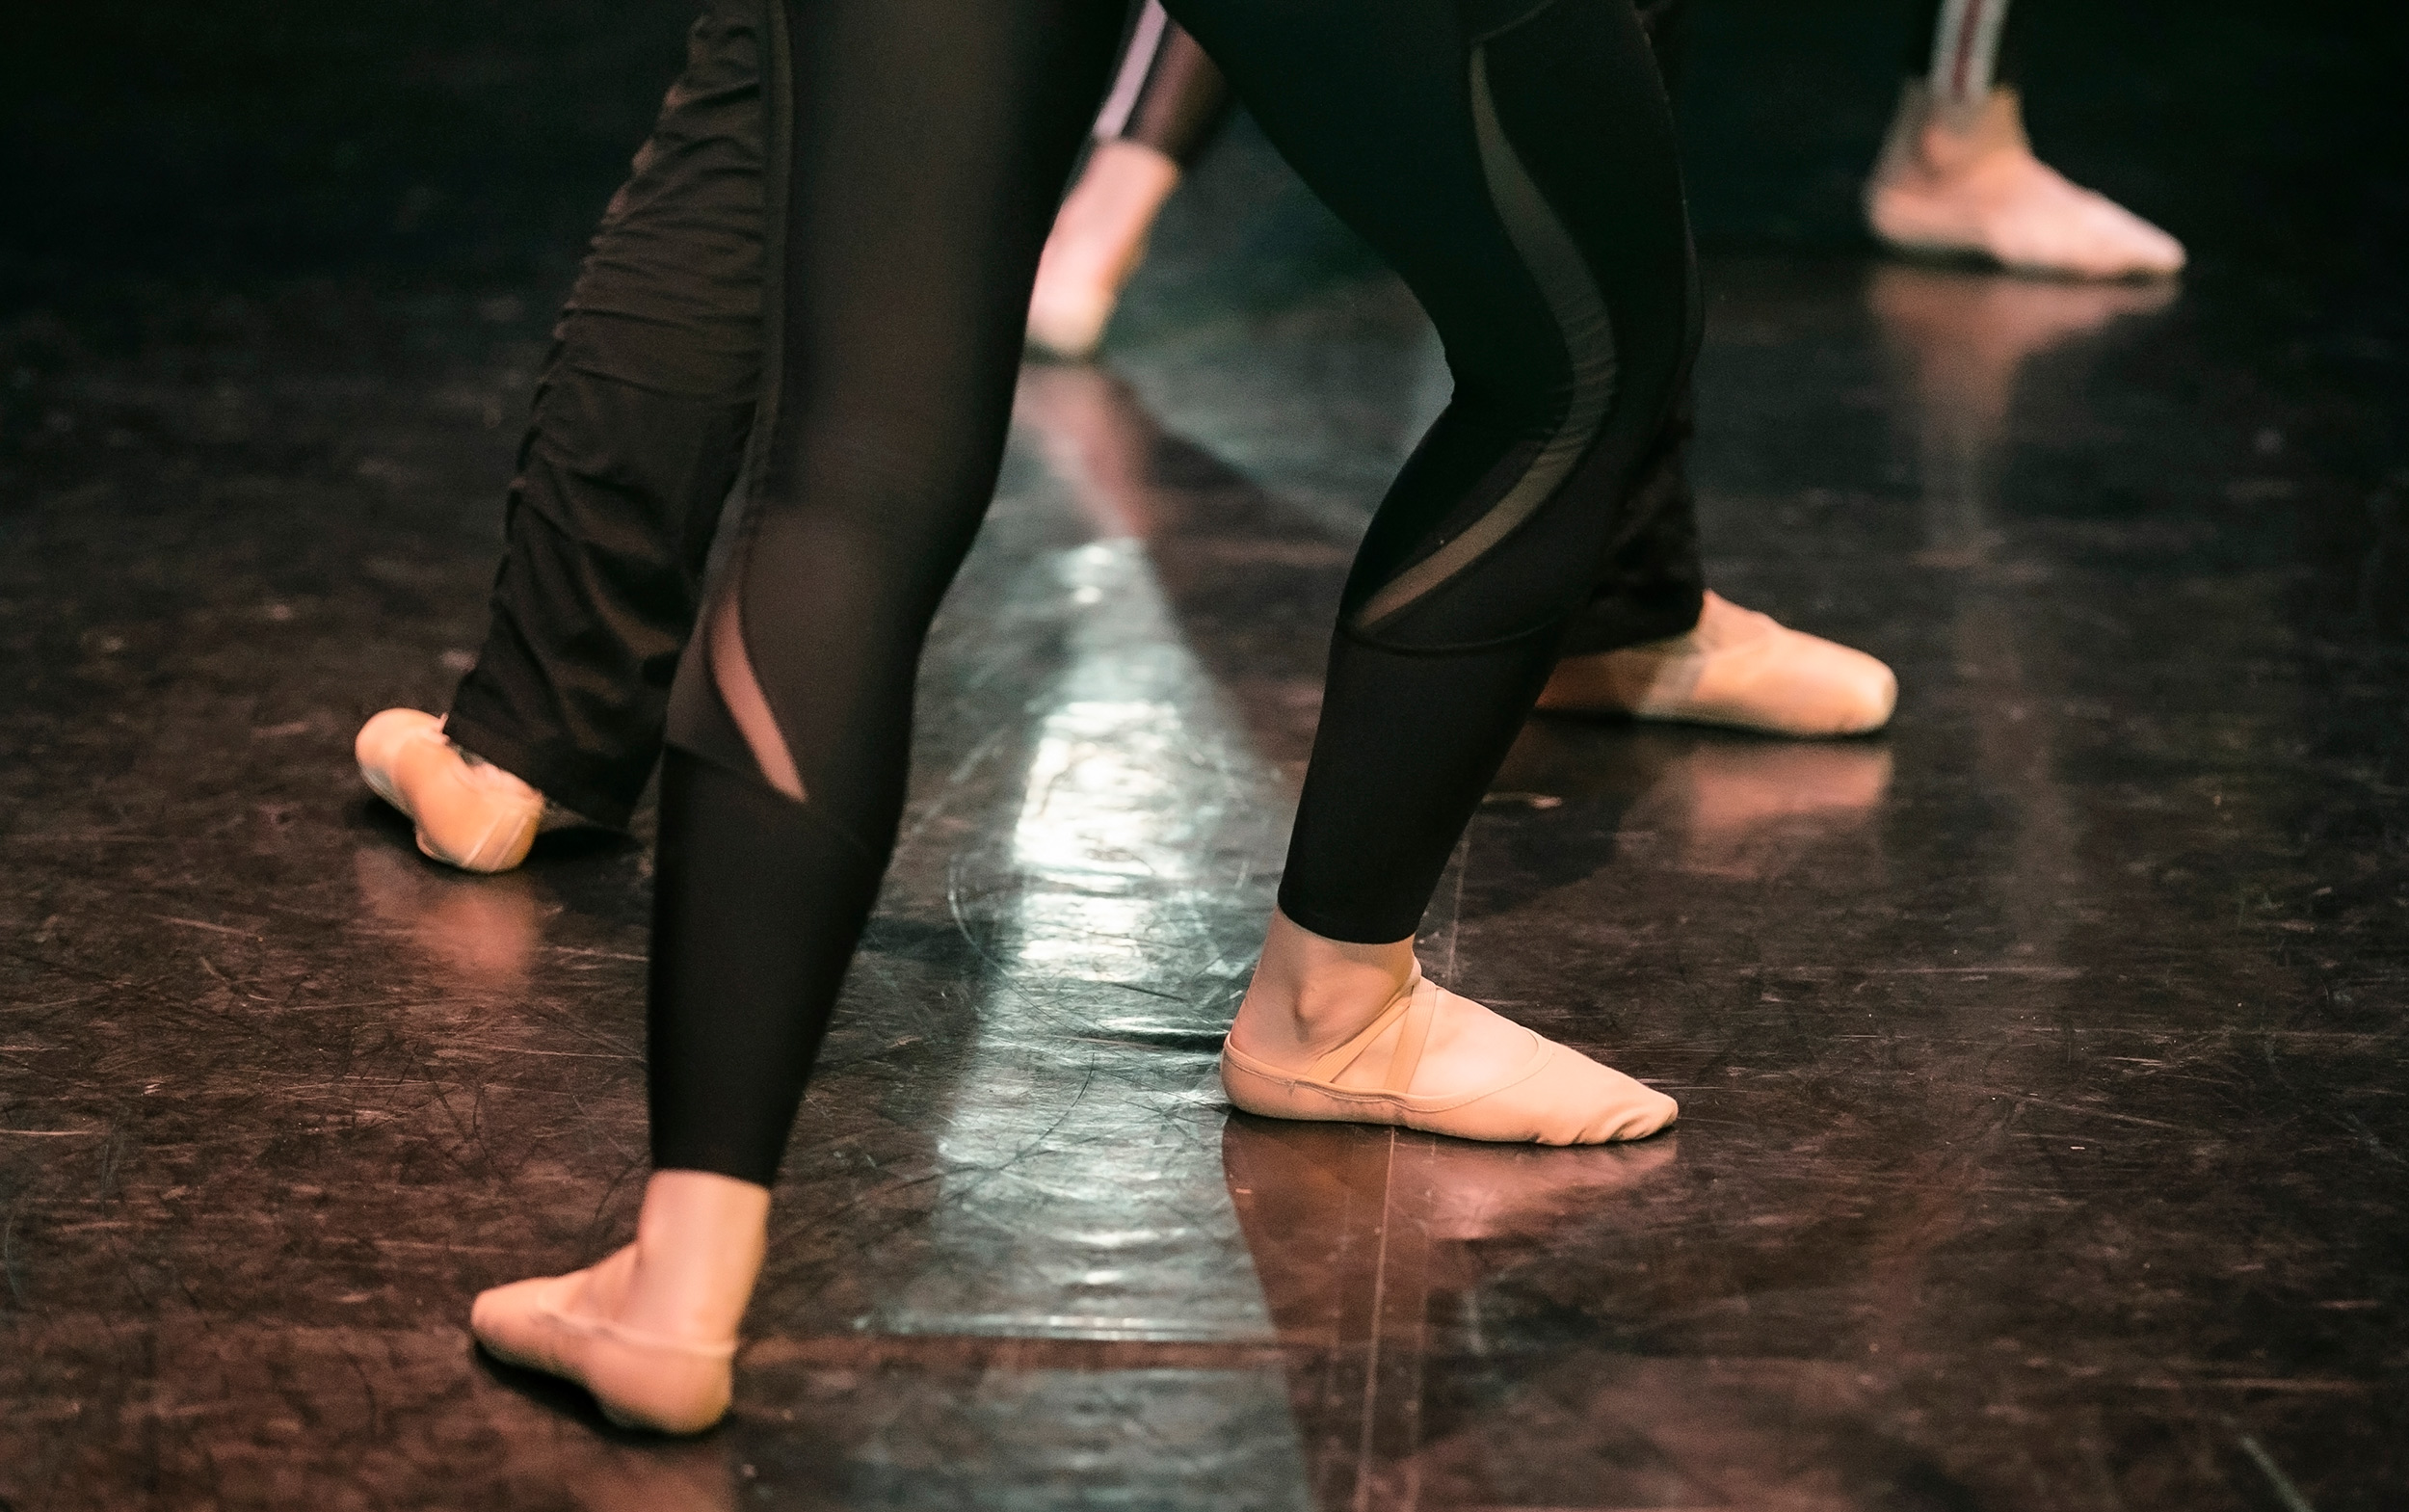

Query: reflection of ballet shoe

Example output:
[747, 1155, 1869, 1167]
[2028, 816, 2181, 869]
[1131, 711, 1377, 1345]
[1667, 741, 1893, 841]
[1014, 363, 1160, 538]
[1866, 83, 2185, 280]
[1538, 593, 1896, 737]
[1026, 141, 1180, 359]
[1221, 967, 1676, 1145]
[565, 1441, 738, 1512]
[1223, 1120, 1680, 1244]
[1415, 1137, 1679, 1243]
[471, 1262, 737, 1435]
[1221, 1119, 1680, 1350]
[1624, 740, 1894, 881]
[356, 708, 547, 873]
[353, 846, 545, 988]
[1868, 262, 2178, 429]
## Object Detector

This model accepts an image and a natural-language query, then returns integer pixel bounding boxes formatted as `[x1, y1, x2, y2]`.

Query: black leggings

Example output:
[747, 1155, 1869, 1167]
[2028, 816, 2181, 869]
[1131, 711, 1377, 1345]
[642, 0, 1696, 1185]
[443, 0, 1705, 831]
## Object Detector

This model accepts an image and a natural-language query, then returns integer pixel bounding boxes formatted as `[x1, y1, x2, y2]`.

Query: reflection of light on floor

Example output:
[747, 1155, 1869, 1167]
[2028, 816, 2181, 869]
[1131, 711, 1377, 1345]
[1004, 541, 1270, 989]
[1010, 698, 1184, 980]
[898, 514, 1300, 1356]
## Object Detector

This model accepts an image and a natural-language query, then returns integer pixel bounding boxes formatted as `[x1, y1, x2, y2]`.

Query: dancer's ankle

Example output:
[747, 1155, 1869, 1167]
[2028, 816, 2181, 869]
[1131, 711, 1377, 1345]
[609, 1170, 770, 1343]
[1231, 909, 1416, 1063]
[1899, 84, 2020, 179]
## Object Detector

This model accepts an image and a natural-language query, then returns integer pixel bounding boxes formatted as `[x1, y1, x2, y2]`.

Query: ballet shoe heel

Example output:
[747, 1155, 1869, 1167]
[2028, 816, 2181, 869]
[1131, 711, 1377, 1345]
[471, 1274, 737, 1435]
[1220, 970, 1677, 1146]
[581, 1340, 732, 1435]
[357, 708, 546, 873]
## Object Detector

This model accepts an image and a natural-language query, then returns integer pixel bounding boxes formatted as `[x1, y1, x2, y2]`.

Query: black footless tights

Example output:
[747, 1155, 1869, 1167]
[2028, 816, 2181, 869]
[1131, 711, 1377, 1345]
[650, 0, 1697, 1185]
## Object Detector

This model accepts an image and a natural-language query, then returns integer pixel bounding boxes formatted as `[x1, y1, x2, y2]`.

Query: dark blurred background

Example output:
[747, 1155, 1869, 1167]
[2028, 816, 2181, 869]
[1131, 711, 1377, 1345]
[3, 0, 2404, 616]
[7, 1, 2405, 308]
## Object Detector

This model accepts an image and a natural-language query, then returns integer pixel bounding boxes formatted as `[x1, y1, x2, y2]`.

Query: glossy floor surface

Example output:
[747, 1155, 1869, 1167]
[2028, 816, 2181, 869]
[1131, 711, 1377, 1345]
[5, 3, 2407, 1508]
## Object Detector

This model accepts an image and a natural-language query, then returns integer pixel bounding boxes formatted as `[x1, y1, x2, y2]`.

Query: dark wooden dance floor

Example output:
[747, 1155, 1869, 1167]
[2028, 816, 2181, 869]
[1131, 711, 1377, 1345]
[3, 3, 2404, 1507]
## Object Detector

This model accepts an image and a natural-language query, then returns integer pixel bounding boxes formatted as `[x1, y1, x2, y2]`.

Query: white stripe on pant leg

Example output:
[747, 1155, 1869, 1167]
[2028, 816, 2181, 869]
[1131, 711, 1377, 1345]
[1928, 0, 2009, 106]
[1093, 0, 1172, 141]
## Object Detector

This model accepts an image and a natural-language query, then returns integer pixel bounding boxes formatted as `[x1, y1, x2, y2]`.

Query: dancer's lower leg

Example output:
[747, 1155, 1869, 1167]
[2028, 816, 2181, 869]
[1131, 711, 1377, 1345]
[1178, 0, 1698, 1143]
[370, 1, 774, 862]
[1028, 9, 1234, 358]
[477, 0, 1697, 1430]
[1866, 0, 2182, 279]
[1220, 634, 1677, 1145]
[475, 0, 1131, 1432]
[1536, 323, 1893, 738]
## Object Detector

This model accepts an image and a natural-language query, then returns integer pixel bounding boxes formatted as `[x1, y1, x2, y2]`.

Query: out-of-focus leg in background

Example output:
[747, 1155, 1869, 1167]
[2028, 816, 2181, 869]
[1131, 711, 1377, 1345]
[1026, 2, 1236, 359]
[1865, 0, 2186, 278]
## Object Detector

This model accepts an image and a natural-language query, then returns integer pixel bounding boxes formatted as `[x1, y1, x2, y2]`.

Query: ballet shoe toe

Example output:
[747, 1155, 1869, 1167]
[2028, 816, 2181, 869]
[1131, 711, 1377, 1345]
[470, 1271, 736, 1435]
[355, 707, 439, 798]
[1025, 268, 1115, 358]
[1700, 625, 1897, 736]
[1981, 179, 2186, 280]
[1405, 1032, 1679, 1145]
[1519, 1044, 1681, 1144]
[470, 1274, 577, 1374]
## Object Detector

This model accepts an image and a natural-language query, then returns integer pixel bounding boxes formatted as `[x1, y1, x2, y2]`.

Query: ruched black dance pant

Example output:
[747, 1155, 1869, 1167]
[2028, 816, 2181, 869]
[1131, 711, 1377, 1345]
[442, 0, 1707, 834]
[625, 0, 1696, 1185]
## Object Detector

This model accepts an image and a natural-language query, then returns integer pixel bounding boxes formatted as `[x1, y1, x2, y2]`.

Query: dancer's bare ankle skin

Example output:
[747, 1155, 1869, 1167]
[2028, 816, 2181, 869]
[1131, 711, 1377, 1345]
[1229, 910, 1598, 1102]
[579, 1170, 770, 1343]
[1228, 908, 1416, 1064]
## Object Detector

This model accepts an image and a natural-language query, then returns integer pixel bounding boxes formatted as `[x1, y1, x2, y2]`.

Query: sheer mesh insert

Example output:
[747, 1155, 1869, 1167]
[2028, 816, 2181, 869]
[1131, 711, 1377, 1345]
[707, 586, 806, 801]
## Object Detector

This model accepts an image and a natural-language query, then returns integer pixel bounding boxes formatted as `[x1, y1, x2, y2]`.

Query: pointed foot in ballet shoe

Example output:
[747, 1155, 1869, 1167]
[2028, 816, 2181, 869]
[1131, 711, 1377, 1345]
[357, 708, 546, 873]
[1025, 142, 1178, 359]
[1538, 593, 1896, 738]
[1866, 86, 2184, 281]
[1870, 165, 2187, 281]
[1221, 969, 1677, 1146]
[1025, 273, 1119, 361]
[470, 1270, 737, 1435]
